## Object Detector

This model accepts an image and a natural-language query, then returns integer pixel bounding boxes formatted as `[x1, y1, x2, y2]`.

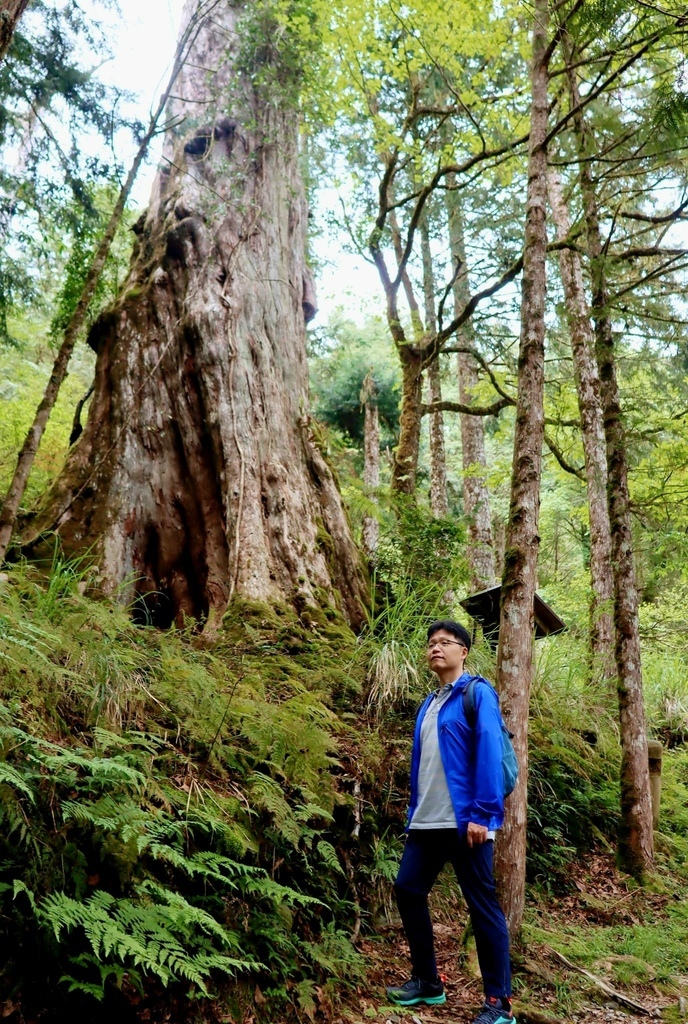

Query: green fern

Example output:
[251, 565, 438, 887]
[0, 563, 367, 1014]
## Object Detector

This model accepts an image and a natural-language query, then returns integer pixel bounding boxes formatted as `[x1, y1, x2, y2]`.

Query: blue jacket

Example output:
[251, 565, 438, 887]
[407, 672, 505, 833]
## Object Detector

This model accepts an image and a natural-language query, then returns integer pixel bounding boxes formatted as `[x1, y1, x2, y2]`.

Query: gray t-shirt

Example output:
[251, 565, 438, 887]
[409, 679, 496, 837]
[410, 682, 456, 829]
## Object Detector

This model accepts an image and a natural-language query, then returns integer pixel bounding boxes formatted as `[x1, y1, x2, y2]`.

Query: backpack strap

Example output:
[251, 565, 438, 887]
[462, 678, 477, 727]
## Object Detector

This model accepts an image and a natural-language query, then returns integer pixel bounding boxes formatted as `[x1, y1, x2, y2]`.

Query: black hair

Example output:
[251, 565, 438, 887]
[427, 619, 472, 650]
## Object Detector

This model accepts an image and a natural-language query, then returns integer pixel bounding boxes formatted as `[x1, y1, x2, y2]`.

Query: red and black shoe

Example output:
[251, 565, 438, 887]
[472, 996, 515, 1024]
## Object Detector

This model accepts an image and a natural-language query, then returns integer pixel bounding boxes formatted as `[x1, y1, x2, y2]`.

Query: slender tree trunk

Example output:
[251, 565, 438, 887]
[420, 214, 448, 518]
[361, 373, 380, 559]
[494, 0, 550, 939]
[567, 59, 653, 877]
[393, 347, 424, 495]
[0, 4, 208, 563]
[547, 165, 615, 679]
[22, 0, 367, 628]
[388, 201, 425, 496]
[0, 0, 29, 63]
[426, 358, 448, 517]
[446, 181, 495, 587]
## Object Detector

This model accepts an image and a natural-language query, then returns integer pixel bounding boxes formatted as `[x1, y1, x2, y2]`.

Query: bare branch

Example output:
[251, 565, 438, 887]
[613, 246, 688, 260]
[544, 431, 586, 480]
[620, 198, 688, 224]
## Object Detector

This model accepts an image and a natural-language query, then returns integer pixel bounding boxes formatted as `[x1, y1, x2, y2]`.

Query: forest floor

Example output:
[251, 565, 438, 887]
[333, 855, 686, 1024]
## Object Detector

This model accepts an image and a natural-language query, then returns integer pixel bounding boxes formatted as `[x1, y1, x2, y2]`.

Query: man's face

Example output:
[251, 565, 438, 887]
[426, 628, 468, 676]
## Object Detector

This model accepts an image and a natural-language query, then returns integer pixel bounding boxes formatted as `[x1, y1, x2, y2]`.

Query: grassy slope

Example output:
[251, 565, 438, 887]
[1, 561, 688, 1022]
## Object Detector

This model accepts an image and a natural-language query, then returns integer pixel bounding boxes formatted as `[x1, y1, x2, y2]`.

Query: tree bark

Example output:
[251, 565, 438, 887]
[426, 357, 448, 518]
[385, 199, 425, 497]
[361, 373, 380, 560]
[0, 0, 29, 63]
[0, 4, 208, 563]
[420, 213, 448, 518]
[24, 0, 367, 629]
[446, 182, 495, 587]
[393, 347, 424, 495]
[494, 0, 550, 939]
[567, 58, 653, 877]
[547, 165, 615, 679]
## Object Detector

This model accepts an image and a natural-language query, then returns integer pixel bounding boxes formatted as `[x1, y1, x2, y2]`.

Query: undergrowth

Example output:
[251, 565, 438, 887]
[3, 530, 688, 1021]
[0, 561, 368, 1020]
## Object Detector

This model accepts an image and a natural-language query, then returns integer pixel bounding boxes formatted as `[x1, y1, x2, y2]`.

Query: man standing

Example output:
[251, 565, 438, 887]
[386, 619, 515, 1024]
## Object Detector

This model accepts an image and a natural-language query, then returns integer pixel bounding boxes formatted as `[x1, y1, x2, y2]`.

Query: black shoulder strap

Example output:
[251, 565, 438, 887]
[462, 678, 477, 727]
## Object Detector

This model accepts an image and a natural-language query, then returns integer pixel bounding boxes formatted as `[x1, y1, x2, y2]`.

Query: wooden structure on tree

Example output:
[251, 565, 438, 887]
[460, 585, 566, 649]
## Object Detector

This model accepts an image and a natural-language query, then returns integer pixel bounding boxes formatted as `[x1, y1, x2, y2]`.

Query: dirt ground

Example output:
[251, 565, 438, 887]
[331, 856, 681, 1024]
[333, 929, 672, 1024]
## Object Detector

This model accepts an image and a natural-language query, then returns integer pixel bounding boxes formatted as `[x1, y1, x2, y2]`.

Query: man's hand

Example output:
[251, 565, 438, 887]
[466, 822, 488, 847]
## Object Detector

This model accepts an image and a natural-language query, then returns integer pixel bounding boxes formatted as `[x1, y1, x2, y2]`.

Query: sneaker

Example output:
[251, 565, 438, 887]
[385, 975, 446, 1006]
[472, 997, 515, 1024]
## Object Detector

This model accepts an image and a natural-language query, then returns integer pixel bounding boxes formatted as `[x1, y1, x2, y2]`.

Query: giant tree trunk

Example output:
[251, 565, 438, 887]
[0, 14, 200, 562]
[26, 1, 367, 628]
[494, 0, 550, 939]
[567, 60, 653, 877]
[446, 183, 495, 587]
[547, 166, 615, 679]
[0, 0, 30, 63]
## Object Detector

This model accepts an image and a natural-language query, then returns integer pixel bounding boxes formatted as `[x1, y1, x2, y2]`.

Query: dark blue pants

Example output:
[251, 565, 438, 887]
[394, 828, 511, 999]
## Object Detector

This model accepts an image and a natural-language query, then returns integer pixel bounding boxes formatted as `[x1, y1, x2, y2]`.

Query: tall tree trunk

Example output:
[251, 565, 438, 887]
[361, 373, 380, 560]
[446, 181, 495, 587]
[567, 58, 653, 878]
[0, 0, 29, 63]
[426, 358, 448, 518]
[393, 347, 424, 495]
[0, 5, 207, 563]
[24, 0, 367, 628]
[388, 201, 425, 497]
[494, 0, 550, 939]
[420, 213, 448, 518]
[547, 165, 615, 679]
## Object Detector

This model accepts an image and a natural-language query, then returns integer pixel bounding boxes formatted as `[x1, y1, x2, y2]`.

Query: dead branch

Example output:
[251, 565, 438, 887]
[545, 946, 654, 1016]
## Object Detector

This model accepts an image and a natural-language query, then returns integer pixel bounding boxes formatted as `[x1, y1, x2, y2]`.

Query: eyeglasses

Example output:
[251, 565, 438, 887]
[426, 639, 467, 651]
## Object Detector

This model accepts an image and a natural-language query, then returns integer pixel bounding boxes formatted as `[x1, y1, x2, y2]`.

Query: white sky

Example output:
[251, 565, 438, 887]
[86, 0, 379, 325]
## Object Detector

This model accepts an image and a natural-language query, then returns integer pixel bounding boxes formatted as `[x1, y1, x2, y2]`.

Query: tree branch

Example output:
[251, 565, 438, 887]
[615, 245, 688, 260]
[544, 431, 586, 480]
[439, 344, 516, 403]
[422, 397, 513, 417]
[620, 198, 688, 224]
[542, 26, 670, 151]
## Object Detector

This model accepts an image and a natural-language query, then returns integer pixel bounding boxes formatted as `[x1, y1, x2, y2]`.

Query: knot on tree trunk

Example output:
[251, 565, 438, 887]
[166, 215, 208, 265]
[183, 117, 240, 161]
[302, 266, 317, 323]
